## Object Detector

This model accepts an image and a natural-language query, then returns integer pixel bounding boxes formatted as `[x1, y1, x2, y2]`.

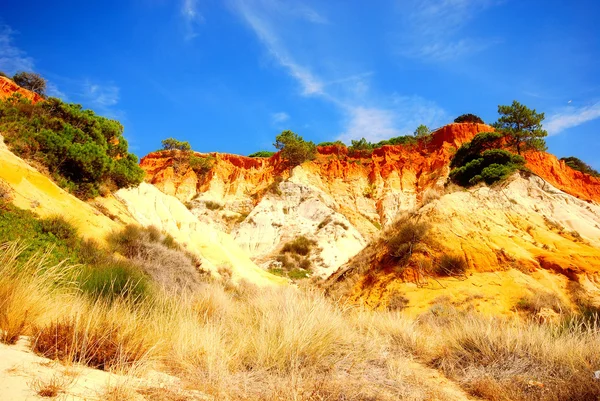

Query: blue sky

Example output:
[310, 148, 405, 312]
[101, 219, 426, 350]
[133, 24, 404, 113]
[1, 0, 599, 168]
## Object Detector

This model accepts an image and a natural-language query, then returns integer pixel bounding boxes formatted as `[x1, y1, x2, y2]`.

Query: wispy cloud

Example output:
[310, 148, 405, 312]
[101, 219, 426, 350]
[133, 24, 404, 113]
[340, 107, 401, 143]
[83, 81, 120, 107]
[271, 111, 289, 125]
[46, 82, 68, 100]
[546, 102, 600, 135]
[181, 0, 204, 40]
[233, 0, 324, 95]
[0, 25, 34, 74]
[397, 0, 501, 61]
[231, 0, 448, 142]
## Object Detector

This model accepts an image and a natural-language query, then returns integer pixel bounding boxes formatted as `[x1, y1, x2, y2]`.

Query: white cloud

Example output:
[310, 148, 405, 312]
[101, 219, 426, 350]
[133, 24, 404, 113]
[340, 95, 449, 143]
[271, 111, 289, 125]
[397, 0, 501, 61]
[83, 81, 120, 108]
[231, 0, 324, 96]
[0, 25, 34, 74]
[546, 103, 600, 135]
[181, 0, 204, 40]
[46, 82, 68, 100]
[340, 107, 401, 143]
[230, 0, 449, 143]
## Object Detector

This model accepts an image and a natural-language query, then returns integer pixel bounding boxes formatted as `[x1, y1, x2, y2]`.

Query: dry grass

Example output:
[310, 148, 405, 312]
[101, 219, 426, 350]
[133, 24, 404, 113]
[29, 373, 74, 398]
[99, 381, 140, 401]
[408, 309, 600, 401]
[4, 240, 600, 400]
[0, 242, 75, 344]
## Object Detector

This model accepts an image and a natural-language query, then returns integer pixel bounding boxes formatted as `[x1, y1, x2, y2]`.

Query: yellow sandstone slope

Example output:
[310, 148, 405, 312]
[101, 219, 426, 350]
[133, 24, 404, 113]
[0, 133, 284, 286]
[326, 173, 600, 315]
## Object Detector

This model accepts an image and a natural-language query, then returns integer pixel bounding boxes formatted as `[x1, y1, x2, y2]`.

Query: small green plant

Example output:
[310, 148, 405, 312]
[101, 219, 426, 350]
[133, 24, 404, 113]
[188, 155, 214, 175]
[161, 138, 191, 151]
[274, 130, 317, 168]
[79, 262, 150, 302]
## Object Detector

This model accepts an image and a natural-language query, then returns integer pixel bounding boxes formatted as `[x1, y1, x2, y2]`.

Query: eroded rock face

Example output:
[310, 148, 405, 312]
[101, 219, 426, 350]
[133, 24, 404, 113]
[139, 123, 600, 281]
[326, 174, 600, 313]
[0, 76, 44, 103]
[113, 183, 287, 286]
[231, 178, 366, 277]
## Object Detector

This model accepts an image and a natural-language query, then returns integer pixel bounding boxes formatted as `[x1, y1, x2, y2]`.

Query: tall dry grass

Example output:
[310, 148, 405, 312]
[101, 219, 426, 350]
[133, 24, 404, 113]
[0, 242, 75, 344]
[3, 240, 600, 400]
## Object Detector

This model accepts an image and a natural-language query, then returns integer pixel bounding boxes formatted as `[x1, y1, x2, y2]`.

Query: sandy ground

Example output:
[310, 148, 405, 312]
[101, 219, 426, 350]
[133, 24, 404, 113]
[0, 337, 207, 401]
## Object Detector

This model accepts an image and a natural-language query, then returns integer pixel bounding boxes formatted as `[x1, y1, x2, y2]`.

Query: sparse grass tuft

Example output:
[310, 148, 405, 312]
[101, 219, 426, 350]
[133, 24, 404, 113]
[0, 242, 74, 344]
[29, 374, 73, 398]
[387, 219, 430, 264]
[281, 236, 317, 256]
[436, 254, 467, 276]
[515, 290, 567, 315]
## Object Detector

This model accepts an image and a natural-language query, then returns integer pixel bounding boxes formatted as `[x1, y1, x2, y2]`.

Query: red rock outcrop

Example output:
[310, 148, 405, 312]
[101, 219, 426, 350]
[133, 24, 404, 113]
[140, 122, 600, 205]
[0, 76, 44, 103]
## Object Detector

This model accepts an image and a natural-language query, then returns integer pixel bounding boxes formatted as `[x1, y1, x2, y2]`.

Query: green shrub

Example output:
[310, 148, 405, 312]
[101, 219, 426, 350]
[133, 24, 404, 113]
[274, 130, 317, 167]
[317, 141, 346, 147]
[454, 113, 484, 124]
[188, 155, 214, 175]
[161, 138, 191, 151]
[450, 132, 503, 168]
[13, 71, 46, 96]
[281, 236, 317, 256]
[348, 138, 374, 157]
[449, 132, 525, 187]
[387, 220, 430, 264]
[561, 156, 600, 177]
[288, 268, 310, 279]
[0, 95, 144, 199]
[79, 262, 150, 302]
[414, 124, 430, 138]
[248, 151, 275, 158]
[39, 216, 78, 241]
[375, 135, 417, 148]
[436, 254, 467, 276]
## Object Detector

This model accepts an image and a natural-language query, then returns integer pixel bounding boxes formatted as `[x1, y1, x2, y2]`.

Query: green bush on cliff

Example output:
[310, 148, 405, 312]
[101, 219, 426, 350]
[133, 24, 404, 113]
[560, 156, 600, 177]
[0, 95, 144, 199]
[454, 113, 484, 124]
[274, 130, 317, 167]
[449, 132, 525, 186]
[248, 150, 275, 158]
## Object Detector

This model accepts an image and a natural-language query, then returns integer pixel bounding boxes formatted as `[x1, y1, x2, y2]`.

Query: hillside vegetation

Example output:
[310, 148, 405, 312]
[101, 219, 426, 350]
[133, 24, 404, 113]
[0, 94, 143, 198]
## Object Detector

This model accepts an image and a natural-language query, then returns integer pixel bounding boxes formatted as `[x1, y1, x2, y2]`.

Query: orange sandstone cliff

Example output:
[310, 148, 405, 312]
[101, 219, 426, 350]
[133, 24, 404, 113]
[140, 123, 600, 314]
[0, 76, 44, 103]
